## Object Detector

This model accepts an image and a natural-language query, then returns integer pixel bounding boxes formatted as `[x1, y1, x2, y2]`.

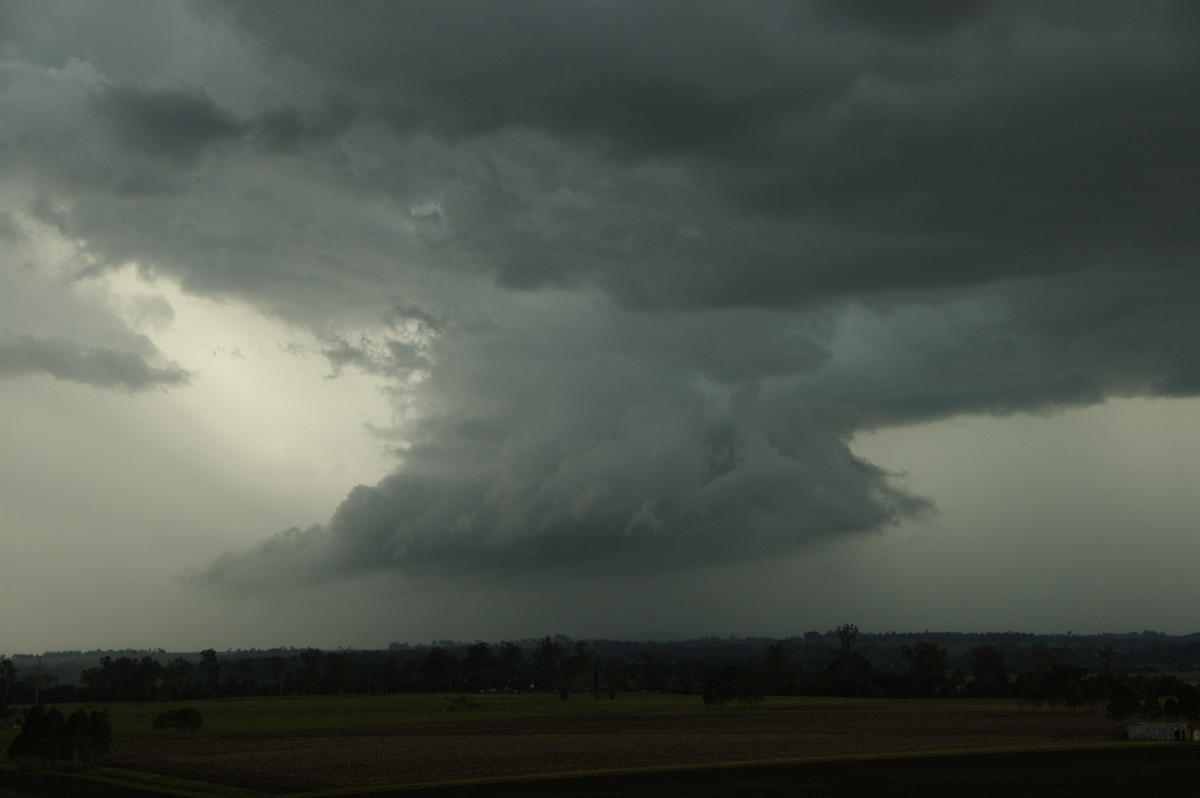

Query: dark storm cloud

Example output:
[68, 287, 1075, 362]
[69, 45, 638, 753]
[803, 268, 1200, 427]
[225, 0, 845, 154]
[190, 303, 924, 592]
[6, 2, 1197, 591]
[0, 333, 190, 391]
[814, 0, 995, 37]
[187, 0, 1200, 590]
[221, 0, 1200, 311]
[91, 85, 244, 164]
[248, 101, 358, 153]
[192, 436, 924, 591]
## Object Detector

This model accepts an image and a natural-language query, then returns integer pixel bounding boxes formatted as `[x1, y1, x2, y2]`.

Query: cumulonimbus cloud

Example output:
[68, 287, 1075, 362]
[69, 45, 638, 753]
[187, 303, 931, 592]
[4, 2, 1197, 594]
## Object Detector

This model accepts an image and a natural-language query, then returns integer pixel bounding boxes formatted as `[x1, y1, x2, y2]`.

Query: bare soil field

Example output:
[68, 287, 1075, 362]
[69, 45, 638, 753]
[4, 700, 1193, 797]
[96, 700, 1139, 794]
[385, 746, 1200, 798]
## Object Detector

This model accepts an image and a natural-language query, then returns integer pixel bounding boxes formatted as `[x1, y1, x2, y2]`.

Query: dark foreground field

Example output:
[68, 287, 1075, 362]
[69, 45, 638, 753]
[4, 746, 1200, 798]
[390, 746, 1200, 798]
[3, 698, 1198, 796]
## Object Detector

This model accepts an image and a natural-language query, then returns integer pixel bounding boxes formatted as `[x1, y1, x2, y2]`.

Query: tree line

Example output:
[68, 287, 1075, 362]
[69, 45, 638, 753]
[3, 628, 1198, 722]
[5, 706, 111, 770]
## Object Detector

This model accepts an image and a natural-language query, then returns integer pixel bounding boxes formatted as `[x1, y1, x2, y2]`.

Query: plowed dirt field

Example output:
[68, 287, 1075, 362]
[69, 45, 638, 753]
[102, 700, 1132, 794]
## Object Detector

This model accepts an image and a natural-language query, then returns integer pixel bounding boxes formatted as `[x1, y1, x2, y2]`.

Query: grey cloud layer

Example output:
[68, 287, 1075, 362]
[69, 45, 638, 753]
[4, 2, 1197, 590]
[0, 333, 189, 391]
[226, 0, 1200, 308]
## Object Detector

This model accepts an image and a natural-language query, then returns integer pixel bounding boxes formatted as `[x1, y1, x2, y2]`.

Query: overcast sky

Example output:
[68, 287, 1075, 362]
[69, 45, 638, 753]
[3, 1, 1200, 654]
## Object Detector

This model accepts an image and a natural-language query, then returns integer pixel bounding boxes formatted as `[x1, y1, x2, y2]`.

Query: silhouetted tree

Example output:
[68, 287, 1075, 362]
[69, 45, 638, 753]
[114, 657, 138, 701]
[323, 652, 358, 694]
[532, 637, 565, 691]
[0, 658, 15, 704]
[464, 642, 493, 691]
[1097, 645, 1117, 685]
[903, 641, 952, 697]
[836, 624, 858, 670]
[66, 708, 110, 768]
[1107, 680, 1142, 721]
[138, 657, 163, 701]
[702, 666, 765, 708]
[8, 705, 67, 768]
[264, 656, 287, 697]
[603, 656, 630, 692]
[378, 656, 398, 694]
[1041, 663, 1089, 713]
[199, 649, 221, 695]
[764, 643, 788, 694]
[637, 651, 671, 692]
[820, 625, 880, 697]
[1082, 674, 1109, 714]
[163, 658, 192, 700]
[28, 658, 44, 704]
[234, 658, 256, 696]
[564, 640, 594, 689]
[86, 709, 111, 765]
[299, 648, 322, 695]
[1169, 683, 1200, 721]
[966, 645, 1009, 697]
[422, 647, 457, 691]
[497, 642, 522, 690]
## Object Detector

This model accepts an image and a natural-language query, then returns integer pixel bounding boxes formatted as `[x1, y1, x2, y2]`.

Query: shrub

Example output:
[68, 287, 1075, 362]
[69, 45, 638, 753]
[152, 707, 204, 732]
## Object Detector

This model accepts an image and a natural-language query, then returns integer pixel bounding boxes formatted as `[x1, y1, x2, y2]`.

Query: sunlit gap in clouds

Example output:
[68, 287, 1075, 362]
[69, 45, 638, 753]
[100, 263, 400, 531]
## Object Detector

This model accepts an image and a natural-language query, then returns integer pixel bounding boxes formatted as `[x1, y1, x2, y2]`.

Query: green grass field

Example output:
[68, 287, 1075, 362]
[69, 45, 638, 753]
[2, 691, 862, 748]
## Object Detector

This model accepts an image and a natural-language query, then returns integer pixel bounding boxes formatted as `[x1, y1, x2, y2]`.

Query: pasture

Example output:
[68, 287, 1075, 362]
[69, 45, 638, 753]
[0, 693, 1186, 796]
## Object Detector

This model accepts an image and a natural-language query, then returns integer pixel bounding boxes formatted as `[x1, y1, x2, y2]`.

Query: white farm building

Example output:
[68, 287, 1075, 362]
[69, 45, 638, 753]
[1124, 722, 1197, 741]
